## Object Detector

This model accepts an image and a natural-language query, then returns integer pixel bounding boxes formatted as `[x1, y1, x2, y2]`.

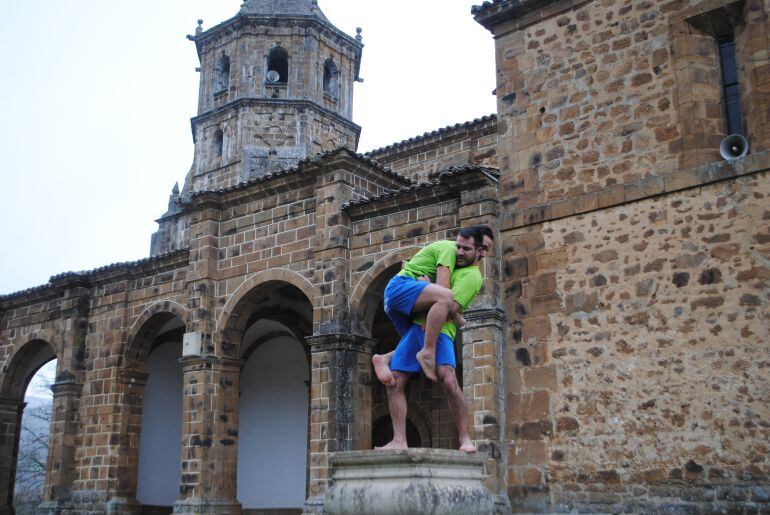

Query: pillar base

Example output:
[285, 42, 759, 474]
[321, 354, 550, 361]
[173, 498, 242, 515]
[325, 449, 496, 515]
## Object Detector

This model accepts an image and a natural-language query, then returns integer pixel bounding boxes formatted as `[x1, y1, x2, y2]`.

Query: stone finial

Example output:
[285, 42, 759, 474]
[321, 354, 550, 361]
[196, 19, 203, 35]
[355, 27, 363, 42]
[172, 182, 180, 195]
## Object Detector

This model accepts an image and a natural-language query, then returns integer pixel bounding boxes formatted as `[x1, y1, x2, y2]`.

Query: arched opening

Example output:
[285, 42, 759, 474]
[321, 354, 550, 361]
[131, 313, 185, 512]
[363, 263, 464, 450]
[0, 340, 56, 513]
[214, 54, 231, 95]
[267, 47, 289, 84]
[372, 415, 420, 449]
[213, 128, 224, 158]
[323, 58, 339, 98]
[226, 281, 312, 511]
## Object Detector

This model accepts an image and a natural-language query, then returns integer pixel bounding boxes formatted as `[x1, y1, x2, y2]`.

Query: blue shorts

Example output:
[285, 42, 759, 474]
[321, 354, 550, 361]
[383, 275, 429, 337]
[390, 323, 456, 373]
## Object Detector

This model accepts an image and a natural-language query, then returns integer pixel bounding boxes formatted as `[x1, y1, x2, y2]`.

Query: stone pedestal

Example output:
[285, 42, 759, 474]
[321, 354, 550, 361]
[324, 449, 496, 515]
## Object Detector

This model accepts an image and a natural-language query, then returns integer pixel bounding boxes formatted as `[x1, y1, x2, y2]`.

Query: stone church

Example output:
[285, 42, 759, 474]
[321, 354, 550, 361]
[1, 0, 768, 513]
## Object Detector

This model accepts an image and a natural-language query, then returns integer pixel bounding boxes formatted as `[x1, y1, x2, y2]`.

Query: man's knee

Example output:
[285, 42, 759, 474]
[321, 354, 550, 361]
[437, 366, 459, 389]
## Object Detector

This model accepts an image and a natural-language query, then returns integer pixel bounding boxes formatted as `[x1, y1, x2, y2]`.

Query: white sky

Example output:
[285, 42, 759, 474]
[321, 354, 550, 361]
[0, 1, 496, 295]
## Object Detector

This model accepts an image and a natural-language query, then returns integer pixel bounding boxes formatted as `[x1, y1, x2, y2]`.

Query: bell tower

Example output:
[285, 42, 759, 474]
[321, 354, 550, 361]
[182, 0, 363, 192]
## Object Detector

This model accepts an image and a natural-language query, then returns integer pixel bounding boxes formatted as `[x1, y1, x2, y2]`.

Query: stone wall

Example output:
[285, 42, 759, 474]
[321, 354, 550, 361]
[503, 167, 770, 512]
[367, 115, 498, 182]
[490, 0, 770, 212]
[474, 0, 770, 510]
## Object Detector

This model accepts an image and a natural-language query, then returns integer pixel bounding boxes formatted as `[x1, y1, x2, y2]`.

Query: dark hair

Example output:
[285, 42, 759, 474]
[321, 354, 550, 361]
[458, 225, 493, 248]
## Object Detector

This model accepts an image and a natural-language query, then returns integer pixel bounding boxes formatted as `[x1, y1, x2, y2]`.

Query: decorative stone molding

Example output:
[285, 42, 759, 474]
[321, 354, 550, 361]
[324, 449, 496, 514]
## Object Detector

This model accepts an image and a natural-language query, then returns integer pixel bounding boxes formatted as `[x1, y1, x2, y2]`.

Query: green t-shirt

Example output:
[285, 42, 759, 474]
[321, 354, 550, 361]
[414, 264, 484, 340]
[397, 240, 456, 282]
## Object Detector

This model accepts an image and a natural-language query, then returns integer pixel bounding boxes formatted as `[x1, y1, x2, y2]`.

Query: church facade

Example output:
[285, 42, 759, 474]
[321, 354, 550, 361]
[0, 0, 768, 513]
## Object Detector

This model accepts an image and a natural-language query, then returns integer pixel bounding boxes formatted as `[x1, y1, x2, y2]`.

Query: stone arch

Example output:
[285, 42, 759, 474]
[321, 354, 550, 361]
[0, 337, 57, 512]
[371, 399, 432, 448]
[323, 58, 339, 98]
[349, 246, 421, 337]
[0, 335, 58, 400]
[218, 268, 317, 333]
[219, 275, 315, 359]
[121, 300, 188, 370]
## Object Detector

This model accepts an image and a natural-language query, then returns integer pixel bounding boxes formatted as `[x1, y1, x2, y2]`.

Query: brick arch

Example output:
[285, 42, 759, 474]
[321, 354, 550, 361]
[372, 399, 432, 448]
[217, 268, 317, 332]
[121, 300, 188, 370]
[217, 269, 316, 359]
[349, 246, 421, 337]
[0, 335, 57, 400]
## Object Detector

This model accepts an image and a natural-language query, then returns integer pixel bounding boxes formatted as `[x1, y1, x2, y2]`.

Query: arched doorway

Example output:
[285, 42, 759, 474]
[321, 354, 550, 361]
[0, 340, 56, 513]
[225, 280, 312, 511]
[128, 313, 185, 513]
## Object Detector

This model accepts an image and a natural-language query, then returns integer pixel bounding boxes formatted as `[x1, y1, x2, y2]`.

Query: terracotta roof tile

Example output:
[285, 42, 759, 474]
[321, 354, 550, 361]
[342, 164, 499, 210]
[364, 114, 496, 157]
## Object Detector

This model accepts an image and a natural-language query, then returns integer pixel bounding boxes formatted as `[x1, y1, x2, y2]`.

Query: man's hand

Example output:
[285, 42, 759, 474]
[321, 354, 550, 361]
[418, 275, 431, 283]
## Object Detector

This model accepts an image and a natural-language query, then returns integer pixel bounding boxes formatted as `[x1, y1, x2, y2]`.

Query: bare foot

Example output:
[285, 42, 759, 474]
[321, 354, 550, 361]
[374, 439, 408, 450]
[416, 349, 438, 382]
[459, 439, 477, 453]
[372, 354, 396, 387]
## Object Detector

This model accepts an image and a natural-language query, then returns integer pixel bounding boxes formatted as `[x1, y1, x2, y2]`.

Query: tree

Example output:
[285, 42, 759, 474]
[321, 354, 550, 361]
[13, 403, 50, 514]
[14, 361, 55, 514]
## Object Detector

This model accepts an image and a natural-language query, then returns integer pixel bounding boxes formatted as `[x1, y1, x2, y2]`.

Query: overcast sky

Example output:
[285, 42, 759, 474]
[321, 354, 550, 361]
[0, 1, 496, 295]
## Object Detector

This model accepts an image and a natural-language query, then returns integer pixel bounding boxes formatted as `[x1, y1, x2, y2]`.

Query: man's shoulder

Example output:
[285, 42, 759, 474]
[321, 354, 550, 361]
[453, 265, 482, 278]
[426, 240, 456, 252]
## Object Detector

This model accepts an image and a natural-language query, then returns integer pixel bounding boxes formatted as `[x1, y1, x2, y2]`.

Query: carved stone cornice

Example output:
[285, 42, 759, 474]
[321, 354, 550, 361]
[464, 307, 507, 327]
[306, 333, 376, 354]
[118, 369, 149, 387]
[179, 355, 244, 372]
[51, 380, 83, 398]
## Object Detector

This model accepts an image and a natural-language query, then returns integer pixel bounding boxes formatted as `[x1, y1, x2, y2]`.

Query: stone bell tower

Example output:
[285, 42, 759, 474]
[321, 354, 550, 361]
[182, 0, 363, 193]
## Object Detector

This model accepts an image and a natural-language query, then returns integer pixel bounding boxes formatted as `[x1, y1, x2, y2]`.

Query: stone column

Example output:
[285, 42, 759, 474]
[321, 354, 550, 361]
[101, 369, 146, 515]
[174, 356, 241, 515]
[462, 308, 508, 505]
[0, 397, 23, 515]
[38, 380, 82, 513]
[304, 334, 374, 511]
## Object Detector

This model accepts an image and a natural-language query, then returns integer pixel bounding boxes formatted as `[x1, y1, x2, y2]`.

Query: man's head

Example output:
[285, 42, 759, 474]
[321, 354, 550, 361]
[455, 225, 494, 268]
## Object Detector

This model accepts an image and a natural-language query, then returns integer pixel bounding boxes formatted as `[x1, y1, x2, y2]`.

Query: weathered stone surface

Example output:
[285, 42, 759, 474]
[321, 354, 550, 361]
[324, 449, 496, 515]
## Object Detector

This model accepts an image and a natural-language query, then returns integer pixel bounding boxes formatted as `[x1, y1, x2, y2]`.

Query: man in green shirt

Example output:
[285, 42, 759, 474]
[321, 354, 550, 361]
[374, 225, 493, 382]
[372, 225, 493, 453]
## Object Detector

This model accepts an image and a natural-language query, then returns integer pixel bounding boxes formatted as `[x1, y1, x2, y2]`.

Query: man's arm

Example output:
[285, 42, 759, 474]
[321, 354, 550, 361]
[435, 265, 451, 289]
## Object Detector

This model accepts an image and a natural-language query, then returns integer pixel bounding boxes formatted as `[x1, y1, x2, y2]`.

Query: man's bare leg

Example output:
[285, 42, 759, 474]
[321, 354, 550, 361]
[372, 350, 396, 387]
[437, 365, 476, 453]
[411, 284, 455, 381]
[375, 371, 410, 450]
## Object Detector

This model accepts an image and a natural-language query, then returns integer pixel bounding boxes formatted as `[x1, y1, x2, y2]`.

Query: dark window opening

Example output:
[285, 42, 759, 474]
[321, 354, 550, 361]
[267, 47, 289, 84]
[214, 55, 230, 95]
[718, 39, 743, 136]
[214, 129, 223, 158]
[323, 59, 339, 98]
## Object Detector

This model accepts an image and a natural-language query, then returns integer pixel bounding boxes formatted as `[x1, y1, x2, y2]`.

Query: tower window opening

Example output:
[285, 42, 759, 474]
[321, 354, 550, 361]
[214, 54, 231, 95]
[718, 39, 743, 136]
[323, 58, 339, 98]
[214, 129, 223, 158]
[267, 47, 289, 84]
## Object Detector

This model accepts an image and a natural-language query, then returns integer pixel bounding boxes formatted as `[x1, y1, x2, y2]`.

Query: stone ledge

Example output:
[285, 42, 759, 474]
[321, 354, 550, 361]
[325, 449, 496, 514]
[501, 150, 770, 231]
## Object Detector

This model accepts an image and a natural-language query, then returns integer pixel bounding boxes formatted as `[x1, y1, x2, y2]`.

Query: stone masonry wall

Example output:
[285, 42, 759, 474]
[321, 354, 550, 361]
[367, 116, 498, 182]
[190, 104, 358, 191]
[494, 0, 770, 213]
[502, 170, 770, 511]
